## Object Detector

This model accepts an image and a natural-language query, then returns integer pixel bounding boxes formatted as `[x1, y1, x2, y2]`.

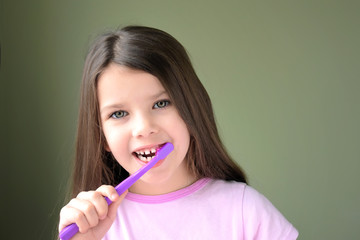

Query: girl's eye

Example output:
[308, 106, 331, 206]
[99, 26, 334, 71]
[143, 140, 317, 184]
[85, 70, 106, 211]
[110, 111, 128, 119]
[154, 100, 170, 109]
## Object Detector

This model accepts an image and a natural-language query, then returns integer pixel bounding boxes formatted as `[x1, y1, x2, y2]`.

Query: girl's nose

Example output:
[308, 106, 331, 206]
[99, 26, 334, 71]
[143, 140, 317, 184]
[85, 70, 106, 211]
[132, 113, 158, 138]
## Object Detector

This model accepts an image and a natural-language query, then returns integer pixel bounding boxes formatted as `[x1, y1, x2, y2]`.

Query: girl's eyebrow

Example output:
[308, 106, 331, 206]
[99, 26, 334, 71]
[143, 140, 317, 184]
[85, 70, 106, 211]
[152, 90, 168, 99]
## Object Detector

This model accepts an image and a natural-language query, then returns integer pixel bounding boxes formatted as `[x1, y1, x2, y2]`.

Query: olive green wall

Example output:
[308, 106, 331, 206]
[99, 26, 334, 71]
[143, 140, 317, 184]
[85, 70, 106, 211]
[1, 1, 359, 239]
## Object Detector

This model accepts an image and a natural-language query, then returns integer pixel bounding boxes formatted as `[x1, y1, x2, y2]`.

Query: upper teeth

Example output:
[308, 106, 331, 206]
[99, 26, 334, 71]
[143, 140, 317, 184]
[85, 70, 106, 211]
[135, 147, 158, 162]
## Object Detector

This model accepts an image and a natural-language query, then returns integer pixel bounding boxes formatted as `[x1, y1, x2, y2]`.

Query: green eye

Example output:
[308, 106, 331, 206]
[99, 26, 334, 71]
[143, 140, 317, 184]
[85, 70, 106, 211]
[154, 100, 170, 109]
[111, 111, 128, 119]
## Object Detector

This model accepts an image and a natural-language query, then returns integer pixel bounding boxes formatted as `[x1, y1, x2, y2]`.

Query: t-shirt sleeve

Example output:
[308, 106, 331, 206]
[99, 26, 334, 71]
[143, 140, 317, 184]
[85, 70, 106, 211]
[242, 185, 299, 240]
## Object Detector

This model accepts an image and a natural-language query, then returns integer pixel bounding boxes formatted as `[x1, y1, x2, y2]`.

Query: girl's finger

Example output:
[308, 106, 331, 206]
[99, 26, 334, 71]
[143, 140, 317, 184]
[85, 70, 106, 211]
[107, 190, 128, 220]
[67, 198, 99, 231]
[59, 205, 90, 233]
[95, 185, 120, 202]
[58, 185, 124, 235]
[77, 190, 109, 220]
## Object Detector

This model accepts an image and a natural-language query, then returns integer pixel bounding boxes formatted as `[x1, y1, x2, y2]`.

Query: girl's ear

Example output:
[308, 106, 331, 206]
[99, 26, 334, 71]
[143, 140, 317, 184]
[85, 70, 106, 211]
[101, 131, 111, 151]
[104, 141, 111, 152]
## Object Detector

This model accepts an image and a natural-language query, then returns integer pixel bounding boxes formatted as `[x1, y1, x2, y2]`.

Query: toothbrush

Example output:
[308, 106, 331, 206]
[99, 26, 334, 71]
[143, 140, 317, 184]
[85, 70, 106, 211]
[59, 142, 174, 240]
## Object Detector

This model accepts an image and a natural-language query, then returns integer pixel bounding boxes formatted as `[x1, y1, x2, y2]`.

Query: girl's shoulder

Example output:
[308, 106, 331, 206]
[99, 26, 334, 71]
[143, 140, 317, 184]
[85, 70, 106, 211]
[196, 178, 248, 199]
[200, 178, 299, 239]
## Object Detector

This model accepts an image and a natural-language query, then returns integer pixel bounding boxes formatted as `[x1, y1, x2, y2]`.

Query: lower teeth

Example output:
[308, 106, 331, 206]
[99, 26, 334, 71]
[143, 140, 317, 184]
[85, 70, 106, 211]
[138, 155, 154, 162]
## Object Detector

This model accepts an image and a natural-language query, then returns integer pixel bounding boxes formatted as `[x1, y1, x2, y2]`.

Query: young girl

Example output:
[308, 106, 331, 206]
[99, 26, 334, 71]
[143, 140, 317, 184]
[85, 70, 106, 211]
[59, 26, 298, 240]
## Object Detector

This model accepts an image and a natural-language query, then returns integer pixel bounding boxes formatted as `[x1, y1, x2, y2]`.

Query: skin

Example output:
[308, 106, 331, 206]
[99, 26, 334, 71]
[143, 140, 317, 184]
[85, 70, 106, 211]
[59, 64, 195, 239]
[59, 186, 127, 240]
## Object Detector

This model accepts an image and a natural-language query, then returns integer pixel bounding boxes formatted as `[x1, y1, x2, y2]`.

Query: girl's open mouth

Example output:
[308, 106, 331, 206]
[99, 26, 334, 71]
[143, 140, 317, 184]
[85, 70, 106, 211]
[133, 144, 166, 163]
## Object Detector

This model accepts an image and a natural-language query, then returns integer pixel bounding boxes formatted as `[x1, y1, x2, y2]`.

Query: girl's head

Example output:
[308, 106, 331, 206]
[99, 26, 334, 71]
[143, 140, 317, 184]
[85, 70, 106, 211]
[73, 26, 246, 195]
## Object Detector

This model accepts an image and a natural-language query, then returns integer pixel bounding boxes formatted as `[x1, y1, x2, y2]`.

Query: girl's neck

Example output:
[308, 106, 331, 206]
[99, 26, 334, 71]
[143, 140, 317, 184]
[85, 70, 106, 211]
[129, 172, 197, 196]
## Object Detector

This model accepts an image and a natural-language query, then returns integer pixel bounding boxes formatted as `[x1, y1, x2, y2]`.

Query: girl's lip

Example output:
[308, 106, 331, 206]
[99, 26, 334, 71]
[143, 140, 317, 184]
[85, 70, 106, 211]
[134, 156, 166, 168]
[132, 143, 166, 153]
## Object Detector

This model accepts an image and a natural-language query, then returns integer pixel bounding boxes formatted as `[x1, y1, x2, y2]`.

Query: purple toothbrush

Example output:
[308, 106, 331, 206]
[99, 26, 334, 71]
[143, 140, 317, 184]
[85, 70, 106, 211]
[59, 142, 174, 240]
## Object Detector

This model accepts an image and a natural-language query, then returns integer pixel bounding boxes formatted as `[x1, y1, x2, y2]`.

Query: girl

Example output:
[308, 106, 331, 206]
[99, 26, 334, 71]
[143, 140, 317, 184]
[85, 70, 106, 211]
[59, 26, 298, 240]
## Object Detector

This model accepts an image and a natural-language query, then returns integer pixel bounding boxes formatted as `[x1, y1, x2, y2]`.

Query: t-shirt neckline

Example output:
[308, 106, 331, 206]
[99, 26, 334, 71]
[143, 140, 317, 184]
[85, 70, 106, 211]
[125, 178, 210, 204]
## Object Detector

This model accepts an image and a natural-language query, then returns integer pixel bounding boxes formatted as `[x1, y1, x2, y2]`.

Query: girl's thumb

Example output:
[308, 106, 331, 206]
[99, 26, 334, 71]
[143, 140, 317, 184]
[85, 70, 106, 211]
[108, 190, 128, 220]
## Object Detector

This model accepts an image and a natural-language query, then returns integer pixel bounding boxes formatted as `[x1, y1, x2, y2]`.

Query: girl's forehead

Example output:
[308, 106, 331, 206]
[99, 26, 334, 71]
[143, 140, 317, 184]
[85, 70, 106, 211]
[97, 64, 168, 105]
[100, 64, 162, 87]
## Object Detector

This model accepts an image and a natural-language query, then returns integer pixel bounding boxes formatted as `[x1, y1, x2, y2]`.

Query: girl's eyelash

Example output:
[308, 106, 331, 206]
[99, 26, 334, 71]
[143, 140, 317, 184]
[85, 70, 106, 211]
[110, 110, 128, 119]
[153, 99, 171, 109]
[108, 100, 170, 119]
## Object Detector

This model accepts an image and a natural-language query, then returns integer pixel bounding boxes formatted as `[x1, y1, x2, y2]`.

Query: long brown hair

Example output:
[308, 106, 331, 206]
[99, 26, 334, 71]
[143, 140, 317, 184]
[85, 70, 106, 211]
[72, 26, 247, 197]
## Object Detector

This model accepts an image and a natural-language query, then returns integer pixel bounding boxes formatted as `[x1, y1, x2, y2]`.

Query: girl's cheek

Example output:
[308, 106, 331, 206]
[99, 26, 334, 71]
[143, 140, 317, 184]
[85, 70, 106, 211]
[107, 127, 128, 149]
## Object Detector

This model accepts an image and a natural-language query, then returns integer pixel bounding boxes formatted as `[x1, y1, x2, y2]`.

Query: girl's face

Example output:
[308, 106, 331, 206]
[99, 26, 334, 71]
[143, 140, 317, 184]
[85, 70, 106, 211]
[97, 63, 193, 195]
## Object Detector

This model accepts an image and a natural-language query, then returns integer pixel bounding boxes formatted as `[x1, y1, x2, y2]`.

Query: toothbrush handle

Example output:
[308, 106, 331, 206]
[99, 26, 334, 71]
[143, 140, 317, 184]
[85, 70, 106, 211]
[58, 224, 79, 240]
[59, 143, 174, 240]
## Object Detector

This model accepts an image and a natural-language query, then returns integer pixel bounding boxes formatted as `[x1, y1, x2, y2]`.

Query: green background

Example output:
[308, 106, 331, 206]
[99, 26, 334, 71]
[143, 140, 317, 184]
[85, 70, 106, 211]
[1, 1, 359, 239]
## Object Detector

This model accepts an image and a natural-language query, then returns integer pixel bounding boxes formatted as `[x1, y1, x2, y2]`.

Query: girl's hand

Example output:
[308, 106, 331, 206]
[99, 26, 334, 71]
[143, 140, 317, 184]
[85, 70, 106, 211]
[59, 185, 127, 240]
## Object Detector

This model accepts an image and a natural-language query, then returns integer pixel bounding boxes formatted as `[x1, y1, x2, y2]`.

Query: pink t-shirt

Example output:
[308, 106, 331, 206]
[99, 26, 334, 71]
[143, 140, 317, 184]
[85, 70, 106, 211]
[103, 178, 298, 239]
